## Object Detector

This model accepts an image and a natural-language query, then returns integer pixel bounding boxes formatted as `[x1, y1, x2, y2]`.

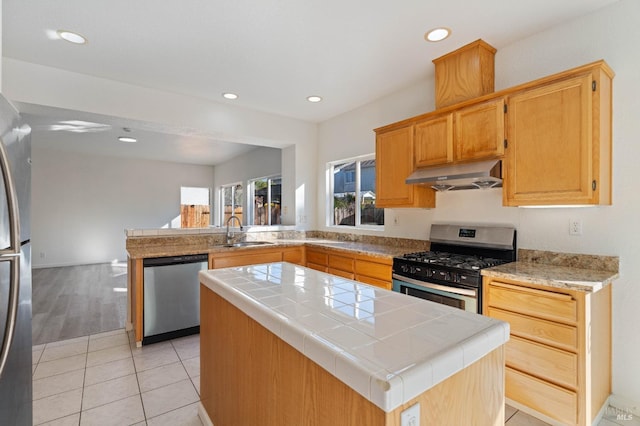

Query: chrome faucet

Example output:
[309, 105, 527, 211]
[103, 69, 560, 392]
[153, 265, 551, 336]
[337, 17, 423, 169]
[225, 215, 243, 245]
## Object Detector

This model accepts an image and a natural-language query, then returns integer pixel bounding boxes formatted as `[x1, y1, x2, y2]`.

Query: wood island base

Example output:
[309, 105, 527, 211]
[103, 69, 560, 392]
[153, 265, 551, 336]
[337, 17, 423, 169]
[199, 284, 505, 426]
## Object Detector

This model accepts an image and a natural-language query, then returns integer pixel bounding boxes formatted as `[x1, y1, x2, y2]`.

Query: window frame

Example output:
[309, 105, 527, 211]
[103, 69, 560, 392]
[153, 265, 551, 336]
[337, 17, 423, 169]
[248, 174, 282, 226]
[219, 182, 244, 226]
[328, 154, 384, 230]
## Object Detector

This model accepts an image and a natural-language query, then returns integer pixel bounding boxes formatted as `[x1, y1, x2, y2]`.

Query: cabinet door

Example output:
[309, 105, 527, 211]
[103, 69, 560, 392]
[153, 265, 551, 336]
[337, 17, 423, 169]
[376, 126, 435, 208]
[414, 114, 453, 167]
[455, 98, 505, 161]
[282, 247, 304, 265]
[504, 74, 595, 205]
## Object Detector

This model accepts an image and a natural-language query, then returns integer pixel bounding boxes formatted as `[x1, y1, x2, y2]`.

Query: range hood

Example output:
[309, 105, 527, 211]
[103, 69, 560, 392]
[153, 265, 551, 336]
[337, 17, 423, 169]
[405, 159, 502, 191]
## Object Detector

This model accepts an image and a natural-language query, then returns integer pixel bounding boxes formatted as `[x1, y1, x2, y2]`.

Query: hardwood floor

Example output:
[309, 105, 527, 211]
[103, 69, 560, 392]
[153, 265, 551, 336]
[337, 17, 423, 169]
[32, 262, 128, 345]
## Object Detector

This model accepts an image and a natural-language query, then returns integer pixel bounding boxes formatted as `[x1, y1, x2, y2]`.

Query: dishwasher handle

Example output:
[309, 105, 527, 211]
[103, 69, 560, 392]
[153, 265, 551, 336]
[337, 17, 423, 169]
[143, 253, 209, 267]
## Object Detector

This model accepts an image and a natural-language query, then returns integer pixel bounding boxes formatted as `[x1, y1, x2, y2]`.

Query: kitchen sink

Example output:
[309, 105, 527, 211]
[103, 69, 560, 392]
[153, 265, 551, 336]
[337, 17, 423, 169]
[217, 241, 275, 248]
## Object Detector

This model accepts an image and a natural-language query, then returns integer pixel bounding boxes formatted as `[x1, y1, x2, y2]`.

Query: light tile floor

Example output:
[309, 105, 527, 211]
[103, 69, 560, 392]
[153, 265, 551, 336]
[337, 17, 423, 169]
[31, 329, 202, 425]
[33, 329, 638, 426]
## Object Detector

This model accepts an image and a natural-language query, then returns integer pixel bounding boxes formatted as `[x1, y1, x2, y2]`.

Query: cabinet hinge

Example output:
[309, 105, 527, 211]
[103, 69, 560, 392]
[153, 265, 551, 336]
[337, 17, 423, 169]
[504, 139, 508, 149]
[504, 104, 508, 113]
[592, 180, 597, 190]
[592, 81, 597, 92]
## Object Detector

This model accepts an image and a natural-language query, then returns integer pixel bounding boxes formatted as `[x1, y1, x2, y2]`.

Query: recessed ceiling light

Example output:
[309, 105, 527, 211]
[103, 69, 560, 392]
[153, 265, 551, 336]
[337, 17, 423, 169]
[425, 27, 451, 42]
[57, 30, 87, 45]
[222, 93, 238, 100]
[307, 96, 322, 103]
[118, 136, 137, 143]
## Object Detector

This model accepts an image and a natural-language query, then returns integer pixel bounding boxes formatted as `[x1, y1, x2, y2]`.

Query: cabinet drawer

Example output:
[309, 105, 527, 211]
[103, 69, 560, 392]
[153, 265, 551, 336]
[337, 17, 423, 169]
[487, 307, 577, 351]
[487, 281, 577, 324]
[307, 262, 328, 273]
[356, 274, 392, 290]
[506, 336, 577, 389]
[328, 268, 355, 280]
[306, 250, 328, 266]
[506, 367, 577, 426]
[355, 260, 391, 282]
[328, 254, 354, 273]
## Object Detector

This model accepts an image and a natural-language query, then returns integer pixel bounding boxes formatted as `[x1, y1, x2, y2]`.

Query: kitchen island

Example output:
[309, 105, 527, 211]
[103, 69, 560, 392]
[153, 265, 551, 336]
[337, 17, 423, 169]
[198, 262, 509, 425]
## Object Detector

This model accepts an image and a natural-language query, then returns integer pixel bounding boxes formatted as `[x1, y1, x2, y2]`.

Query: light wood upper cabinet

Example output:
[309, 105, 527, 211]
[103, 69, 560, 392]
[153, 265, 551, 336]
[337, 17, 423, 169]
[414, 114, 454, 167]
[455, 98, 505, 161]
[376, 125, 435, 208]
[504, 63, 613, 206]
[413, 98, 504, 169]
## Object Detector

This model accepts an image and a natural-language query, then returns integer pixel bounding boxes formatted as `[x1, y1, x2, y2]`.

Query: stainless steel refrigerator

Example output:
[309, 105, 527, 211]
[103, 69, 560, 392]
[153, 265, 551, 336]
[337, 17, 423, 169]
[0, 94, 32, 425]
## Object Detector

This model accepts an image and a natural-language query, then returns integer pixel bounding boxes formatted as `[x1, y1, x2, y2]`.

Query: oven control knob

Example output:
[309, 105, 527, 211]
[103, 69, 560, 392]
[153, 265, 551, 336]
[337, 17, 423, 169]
[400, 264, 409, 273]
[409, 266, 417, 274]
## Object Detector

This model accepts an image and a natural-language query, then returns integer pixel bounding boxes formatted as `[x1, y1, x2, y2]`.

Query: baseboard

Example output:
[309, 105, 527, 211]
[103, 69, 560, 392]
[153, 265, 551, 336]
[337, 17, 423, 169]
[609, 394, 639, 420]
[32, 260, 128, 269]
[198, 402, 214, 426]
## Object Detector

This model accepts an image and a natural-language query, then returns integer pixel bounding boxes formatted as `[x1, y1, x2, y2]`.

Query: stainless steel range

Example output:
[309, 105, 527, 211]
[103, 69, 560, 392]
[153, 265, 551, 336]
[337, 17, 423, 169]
[392, 224, 516, 314]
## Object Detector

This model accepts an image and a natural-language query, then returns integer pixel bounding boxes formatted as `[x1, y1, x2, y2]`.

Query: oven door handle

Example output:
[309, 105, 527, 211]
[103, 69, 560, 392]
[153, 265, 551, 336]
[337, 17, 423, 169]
[392, 274, 477, 297]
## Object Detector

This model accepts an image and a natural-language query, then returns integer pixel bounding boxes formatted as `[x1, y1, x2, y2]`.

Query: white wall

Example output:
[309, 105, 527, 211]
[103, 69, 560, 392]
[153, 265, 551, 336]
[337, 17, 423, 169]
[316, 0, 640, 410]
[32, 144, 214, 268]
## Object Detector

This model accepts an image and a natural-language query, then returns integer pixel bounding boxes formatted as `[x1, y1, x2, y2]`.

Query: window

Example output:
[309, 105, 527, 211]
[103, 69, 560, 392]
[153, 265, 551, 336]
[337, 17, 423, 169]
[220, 183, 243, 225]
[249, 176, 282, 226]
[329, 155, 384, 227]
[180, 186, 211, 228]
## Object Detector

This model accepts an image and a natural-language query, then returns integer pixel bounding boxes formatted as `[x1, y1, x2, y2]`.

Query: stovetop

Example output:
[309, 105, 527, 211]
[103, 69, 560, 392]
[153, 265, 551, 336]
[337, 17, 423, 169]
[392, 224, 517, 289]
[392, 250, 513, 289]
[399, 251, 509, 271]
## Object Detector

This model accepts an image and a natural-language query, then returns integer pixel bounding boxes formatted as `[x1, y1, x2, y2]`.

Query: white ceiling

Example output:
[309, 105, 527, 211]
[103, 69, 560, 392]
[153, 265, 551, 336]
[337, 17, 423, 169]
[2, 0, 619, 165]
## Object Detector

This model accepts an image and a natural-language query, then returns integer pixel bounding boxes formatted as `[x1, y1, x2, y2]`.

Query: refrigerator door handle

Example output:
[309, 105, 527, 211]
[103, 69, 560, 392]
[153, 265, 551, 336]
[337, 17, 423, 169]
[0, 258, 20, 377]
[0, 138, 21, 378]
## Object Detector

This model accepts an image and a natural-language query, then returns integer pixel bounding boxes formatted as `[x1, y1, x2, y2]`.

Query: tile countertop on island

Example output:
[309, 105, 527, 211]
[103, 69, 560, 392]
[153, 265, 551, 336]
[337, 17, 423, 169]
[199, 262, 509, 413]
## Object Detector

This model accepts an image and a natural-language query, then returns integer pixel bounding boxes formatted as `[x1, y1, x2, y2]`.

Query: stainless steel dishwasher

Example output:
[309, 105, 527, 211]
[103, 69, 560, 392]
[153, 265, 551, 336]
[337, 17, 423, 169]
[143, 253, 208, 345]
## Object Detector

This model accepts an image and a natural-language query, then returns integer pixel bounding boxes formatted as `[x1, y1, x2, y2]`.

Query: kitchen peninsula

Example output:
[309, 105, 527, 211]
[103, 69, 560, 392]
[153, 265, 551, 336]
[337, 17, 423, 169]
[198, 262, 510, 425]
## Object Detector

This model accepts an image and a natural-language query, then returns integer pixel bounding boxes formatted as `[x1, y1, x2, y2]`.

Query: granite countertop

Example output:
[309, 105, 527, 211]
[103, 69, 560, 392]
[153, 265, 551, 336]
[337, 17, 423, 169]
[199, 262, 509, 413]
[126, 237, 422, 260]
[481, 261, 619, 293]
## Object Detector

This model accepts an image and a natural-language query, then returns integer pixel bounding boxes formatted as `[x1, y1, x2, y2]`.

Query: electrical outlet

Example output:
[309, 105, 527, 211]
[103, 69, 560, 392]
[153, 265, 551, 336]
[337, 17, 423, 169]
[401, 403, 420, 426]
[569, 219, 583, 236]
[39, 252, 45, 259]
[393, 215, 400, 226]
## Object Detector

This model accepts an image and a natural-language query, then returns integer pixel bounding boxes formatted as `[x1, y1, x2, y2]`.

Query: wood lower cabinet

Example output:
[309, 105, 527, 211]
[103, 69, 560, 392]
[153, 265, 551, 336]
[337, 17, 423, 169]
[209, 246, 305, 269]
[305, 247, 392, 290]
[376, 125, 435, 208]
[504, 62, 613, 206]
[484, 277, 611, 426]
[305, 246, 329, 272]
